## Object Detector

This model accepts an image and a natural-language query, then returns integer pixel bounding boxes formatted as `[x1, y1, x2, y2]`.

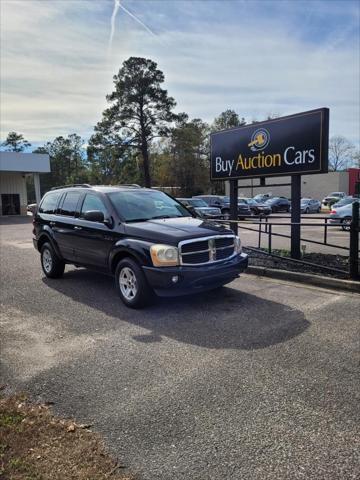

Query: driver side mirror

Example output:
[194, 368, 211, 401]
[83, 210, 105, 223]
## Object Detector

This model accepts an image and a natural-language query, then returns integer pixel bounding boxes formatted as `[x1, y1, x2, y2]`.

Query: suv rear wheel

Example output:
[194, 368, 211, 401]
[41, 242, 65, 278]
[115, 258, 152, 308]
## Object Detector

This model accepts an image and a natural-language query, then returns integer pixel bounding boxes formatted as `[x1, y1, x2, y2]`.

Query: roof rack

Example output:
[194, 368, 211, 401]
[115, 184, 141, 188]
[51, 184, 91, 190]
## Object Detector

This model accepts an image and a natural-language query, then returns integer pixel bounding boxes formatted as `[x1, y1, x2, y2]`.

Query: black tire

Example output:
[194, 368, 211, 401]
[305, 207, 309, 214]
[115, 258, 153, 308]
[342, 217, 352, 231]
[222, 209, 230, 220]
[317, 207, 321, 213]
[40, 242, 65, 278]
[286, 206, 290, 213]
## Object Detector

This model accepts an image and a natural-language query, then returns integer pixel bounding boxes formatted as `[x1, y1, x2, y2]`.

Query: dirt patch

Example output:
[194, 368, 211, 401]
[0, 392, 134, 480]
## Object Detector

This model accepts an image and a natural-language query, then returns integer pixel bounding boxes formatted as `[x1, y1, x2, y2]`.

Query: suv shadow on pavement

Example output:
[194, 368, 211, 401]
[42, 268, 310, 350]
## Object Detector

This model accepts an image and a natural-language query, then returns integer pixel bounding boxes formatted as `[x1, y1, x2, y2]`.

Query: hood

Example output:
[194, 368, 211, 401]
[124, 216, 231, 245]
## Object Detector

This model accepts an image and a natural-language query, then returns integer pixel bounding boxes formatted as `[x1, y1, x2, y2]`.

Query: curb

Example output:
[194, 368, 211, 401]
[246, 266, 360, 294]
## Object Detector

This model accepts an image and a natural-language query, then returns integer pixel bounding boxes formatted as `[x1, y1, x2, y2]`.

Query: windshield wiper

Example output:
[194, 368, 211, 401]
[150, 214, 186, 219]
[125, 218, 150, 223]
[125, 215, 186, 223]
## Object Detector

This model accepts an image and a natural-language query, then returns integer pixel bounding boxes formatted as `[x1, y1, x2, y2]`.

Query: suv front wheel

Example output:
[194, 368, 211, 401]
[41, 242, 65, 278]
[115, 258, 152, 308]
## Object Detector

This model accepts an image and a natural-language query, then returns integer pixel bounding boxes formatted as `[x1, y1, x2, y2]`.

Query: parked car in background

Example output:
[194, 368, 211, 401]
[194, 195, 251, 219]
[177, 198, 222, 219]
[194, 195, 230, 215]
[322, 192, 346, 208]
[27, 203, 37, 214]
[300, 198, 321, 214]
[221, 196, 252, 219]
[332, 196, 358, 209]
[239, 197, 272, 216]
[329, 200, 360, 231]
[265, 197, 291, 213]
[253, 193, 273, 203]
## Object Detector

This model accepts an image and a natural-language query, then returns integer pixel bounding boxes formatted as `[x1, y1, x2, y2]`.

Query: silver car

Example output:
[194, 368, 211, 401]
[329, 200, 360, 231]
[300, 198, 321, 214]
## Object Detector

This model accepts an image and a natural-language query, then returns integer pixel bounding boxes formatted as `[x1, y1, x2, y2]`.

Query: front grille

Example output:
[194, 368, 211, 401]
[215, 237, 234, 249]
[179, 235, 235, 266]
[181, 240, 208, 253]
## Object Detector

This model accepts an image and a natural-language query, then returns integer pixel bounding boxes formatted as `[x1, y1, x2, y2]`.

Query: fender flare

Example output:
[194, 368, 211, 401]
[109, 240, 153, 273]
[37, 231, 63, 260]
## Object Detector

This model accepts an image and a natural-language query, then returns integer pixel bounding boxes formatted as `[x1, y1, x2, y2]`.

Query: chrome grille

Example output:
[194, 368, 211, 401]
[179, 235, 235, 266]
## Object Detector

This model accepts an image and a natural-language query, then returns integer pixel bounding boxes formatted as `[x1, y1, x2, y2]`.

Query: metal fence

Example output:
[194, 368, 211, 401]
[214, 202, 360, 280]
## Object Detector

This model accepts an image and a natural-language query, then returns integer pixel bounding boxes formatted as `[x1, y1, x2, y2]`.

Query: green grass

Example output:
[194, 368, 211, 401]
[8, 458, 43, 479]
[0, 411, 25, 427]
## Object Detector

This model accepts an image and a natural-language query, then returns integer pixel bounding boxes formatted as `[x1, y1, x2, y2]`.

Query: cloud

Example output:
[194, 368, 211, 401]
[0, 0, 359, 147]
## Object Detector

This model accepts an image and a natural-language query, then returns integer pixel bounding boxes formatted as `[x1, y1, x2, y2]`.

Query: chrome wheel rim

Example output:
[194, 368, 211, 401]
[119, 267, 138, 300]
[42, 248, 52, 273]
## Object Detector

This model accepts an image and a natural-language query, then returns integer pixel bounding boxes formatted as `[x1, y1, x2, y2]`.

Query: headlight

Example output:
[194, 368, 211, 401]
[150, 244, 179, 267]
[234, 236, 242, 254]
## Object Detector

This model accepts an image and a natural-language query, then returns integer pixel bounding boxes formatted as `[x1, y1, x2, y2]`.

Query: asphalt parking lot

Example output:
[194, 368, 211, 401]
[1, 218, 359, 480]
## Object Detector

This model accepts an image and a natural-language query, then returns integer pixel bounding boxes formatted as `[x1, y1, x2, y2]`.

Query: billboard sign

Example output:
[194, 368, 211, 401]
[210, 108, 329, 180]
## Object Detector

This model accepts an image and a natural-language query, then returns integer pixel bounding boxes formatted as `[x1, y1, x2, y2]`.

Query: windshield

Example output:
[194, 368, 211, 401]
[301, 199, 310, 204]
[244, 198, 258, 205]
[109, 190, 191, 222]
[188, 199, 208, 207]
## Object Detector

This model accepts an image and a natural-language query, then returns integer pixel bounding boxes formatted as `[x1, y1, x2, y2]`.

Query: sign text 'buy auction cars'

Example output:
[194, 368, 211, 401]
[210, 108, 329, 180]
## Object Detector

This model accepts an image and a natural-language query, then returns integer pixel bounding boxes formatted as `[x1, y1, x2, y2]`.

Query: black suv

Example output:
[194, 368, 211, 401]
[33, 185, 248, 308]
[194, 195, 251, 219]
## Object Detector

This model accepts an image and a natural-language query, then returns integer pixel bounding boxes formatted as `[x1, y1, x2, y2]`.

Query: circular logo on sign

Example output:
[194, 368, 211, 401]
[248, 128, 270, 152]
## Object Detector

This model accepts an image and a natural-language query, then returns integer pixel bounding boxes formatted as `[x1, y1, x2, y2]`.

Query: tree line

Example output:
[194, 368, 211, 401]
[1, 56, 359, 199]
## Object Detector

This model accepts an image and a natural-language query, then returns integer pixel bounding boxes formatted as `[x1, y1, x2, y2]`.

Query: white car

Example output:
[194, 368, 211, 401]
[329, 200, 360, 231]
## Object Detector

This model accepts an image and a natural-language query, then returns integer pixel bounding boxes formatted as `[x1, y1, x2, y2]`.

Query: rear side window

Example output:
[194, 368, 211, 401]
[39, 192, 61, 214]
[59, 192, 81, 217]
[80, 194, 108, 218]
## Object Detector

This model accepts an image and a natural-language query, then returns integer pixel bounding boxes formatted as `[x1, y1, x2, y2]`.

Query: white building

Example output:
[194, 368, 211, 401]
[226, 171, 350, 200]
[0, 152, 50, 215]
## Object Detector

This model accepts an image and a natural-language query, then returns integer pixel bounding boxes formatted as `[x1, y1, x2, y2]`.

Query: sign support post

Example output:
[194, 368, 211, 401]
[290, 175, 301, 259]
[229, 179, 238, 235]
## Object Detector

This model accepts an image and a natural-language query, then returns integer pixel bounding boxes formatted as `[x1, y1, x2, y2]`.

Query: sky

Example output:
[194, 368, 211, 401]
[1, 0, 359, 149]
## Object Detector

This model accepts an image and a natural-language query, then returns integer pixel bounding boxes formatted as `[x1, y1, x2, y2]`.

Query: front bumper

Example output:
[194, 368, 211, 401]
[143, 252, 248, 297]
[257, 208, 271, 215]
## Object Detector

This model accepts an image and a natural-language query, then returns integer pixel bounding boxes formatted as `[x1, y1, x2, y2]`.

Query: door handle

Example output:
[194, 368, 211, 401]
[49, 221, 56, 226]
[74, 226, 82, 230]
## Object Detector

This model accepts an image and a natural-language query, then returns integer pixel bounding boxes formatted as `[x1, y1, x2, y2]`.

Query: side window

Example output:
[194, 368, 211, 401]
[59, 192, 81, 217]
[39, 192, 61, 214]
[80, 194, 108, 218]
